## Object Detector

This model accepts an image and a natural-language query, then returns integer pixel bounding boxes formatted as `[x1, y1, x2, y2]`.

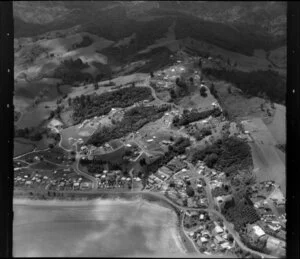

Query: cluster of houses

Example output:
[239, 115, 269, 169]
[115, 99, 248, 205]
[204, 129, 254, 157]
[14, 166, 94, 192]
[185, 212, 235, 254]
[247, 223, 286, 256]
[93, 169, 142, 190]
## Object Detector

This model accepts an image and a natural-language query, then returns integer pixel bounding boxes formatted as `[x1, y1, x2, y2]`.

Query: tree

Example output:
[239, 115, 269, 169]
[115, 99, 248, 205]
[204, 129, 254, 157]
[169, 89, 176, 99]
[189, 77, 194, 84]
[186, 186, 195, 197]
[48, 143, 54, 149]
[200, 86, 207, 97]
[198, 58, 202, 69]
[204, 153, 218, 167]
[94, 82, 99, 90]
[150, 71, 154, 78]
[139, 158, 146, 166]
[227, 86, 232, 94]
[224, 233, 233, 243]
[169, 180, 175, 188]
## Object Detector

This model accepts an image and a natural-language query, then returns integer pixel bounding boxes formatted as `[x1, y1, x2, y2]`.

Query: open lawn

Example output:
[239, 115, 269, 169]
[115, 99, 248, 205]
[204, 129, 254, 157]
[14, 32, 115, 80]
[60, 123, 97, 150]
[265, 104, 286, 145]
[212, 80, 266, 120]
[30, 161, 59, 170]
[242, 118, 285, 195]
[14, 140, 35, 157]
[14, 78, 65, 101]
[14, 137, 49, 157]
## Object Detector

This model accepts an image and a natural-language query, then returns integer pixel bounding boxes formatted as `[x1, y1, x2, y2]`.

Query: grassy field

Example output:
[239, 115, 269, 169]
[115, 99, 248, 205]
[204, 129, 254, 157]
[212, 80, 266, 120]
[14, 137, 50, 157]
[242, 118, 285, 195]
[265, 104, 286, 145]
[60, 124, 95, 150]
[14, 140, 35, 157]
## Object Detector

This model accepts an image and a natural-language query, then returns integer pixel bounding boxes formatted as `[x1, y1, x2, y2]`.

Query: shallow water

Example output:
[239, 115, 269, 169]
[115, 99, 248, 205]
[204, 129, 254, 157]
[13, 198, 186, 257]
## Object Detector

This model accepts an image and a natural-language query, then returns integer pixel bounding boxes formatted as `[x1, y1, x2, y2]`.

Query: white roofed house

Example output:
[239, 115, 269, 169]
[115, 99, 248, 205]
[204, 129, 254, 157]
[214, 225, 224, 234]
[249, 225, 266, 241]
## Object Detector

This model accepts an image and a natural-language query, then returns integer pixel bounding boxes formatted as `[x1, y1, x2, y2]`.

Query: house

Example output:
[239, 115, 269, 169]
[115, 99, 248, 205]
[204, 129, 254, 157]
[199, 214, 205, 220]
[214, 225, 224, 234]
[268, 224, 281, 232]
[214, 235, 224, 244]
[200, 237, 209, 243]
[220, 242, 232, 250]
[252, 225, 266, 238]
[80, 182, 91, 189]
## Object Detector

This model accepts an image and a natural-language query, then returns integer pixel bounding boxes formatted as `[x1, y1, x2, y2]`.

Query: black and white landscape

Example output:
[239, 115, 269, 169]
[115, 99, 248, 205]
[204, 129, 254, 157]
[13, 1, 286, 258]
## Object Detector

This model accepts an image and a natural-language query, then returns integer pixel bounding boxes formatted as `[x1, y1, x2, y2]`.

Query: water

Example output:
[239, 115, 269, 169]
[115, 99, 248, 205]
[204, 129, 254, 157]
[13, 198, 186, 257]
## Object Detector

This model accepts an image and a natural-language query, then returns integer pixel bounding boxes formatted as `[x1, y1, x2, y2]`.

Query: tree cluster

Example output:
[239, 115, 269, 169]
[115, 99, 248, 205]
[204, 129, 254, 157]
[191, 136, 253, 176]
[173, 107, 221, 127]
[53, 58, 93, 84]
[81, 158, 122, 175]
[146, 137, 190, 175]
[71, 86, 153, 124]
[86, 105, 169, 147]
[71, 36, 93, 50]
[203, 68, 286, 104]
[222, 195, 260, 232]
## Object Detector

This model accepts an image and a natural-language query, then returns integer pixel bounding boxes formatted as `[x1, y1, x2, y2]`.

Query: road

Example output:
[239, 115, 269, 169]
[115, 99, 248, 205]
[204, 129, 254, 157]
[186, 161, 215, 210]
[14, 147, 50, 160]
[72, 158, 98, 190]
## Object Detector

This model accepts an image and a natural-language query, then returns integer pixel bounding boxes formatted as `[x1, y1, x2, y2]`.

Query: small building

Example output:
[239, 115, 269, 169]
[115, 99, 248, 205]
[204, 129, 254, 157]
[80, 182, 92, 189]
[214, 225, 224, 234]
[215, 235, 224, 244]
[200, 237, 209, 243]
[252, 225, 266, 238]
[220, 242, 232, 250]
[268, 224, 281, 232]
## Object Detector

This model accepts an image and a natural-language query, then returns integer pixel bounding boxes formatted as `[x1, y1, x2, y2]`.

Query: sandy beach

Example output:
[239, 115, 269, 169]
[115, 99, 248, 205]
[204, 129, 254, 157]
[13, 197, 187, 257]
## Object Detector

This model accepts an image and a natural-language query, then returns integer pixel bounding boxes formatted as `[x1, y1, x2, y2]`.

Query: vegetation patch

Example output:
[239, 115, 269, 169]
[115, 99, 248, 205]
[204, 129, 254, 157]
[191, 136, 253, 176]
[146, 137, 191, 175]
[185, 124, 212, 141]
[203, 68, 286, 104]
[173, 107, 221, 127]
[86, 105, 169, 147]
[30, 161, 58, 170]
[53, 58, 93, 84]
[70, 86, 153, 124]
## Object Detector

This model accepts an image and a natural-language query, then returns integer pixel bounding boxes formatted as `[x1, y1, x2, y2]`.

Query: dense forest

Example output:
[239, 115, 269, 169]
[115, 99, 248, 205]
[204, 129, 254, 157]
[70, 86, 153, 124]
[145, 137, 191, 175]
[86, 105, 169, 147]
[172, 107, 222, 127]
[191, 136, 253, 176]
[203, 68, 286, 104]
[53, 58, 93, 84]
